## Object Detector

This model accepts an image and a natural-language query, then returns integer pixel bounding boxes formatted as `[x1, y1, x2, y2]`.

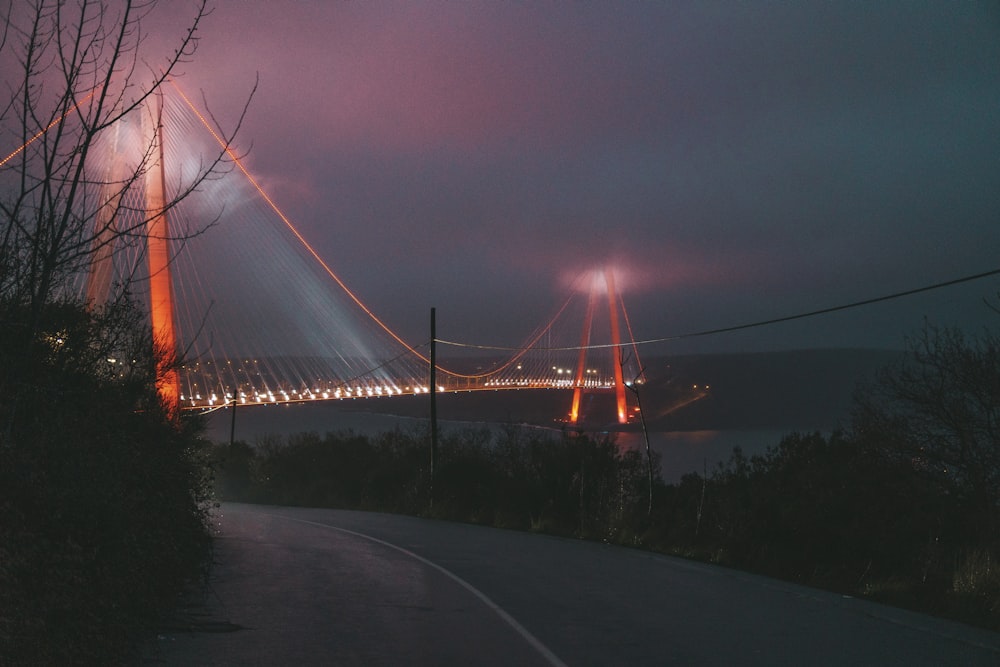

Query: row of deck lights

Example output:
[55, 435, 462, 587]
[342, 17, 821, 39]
[482, 367, 614, 389]
[181, 383, 442, 407]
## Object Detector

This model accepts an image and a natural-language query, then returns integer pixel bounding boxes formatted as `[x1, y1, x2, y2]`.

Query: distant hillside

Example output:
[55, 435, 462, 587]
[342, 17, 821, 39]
[341, 348, 900, 432]
[637, 348, 900, 431]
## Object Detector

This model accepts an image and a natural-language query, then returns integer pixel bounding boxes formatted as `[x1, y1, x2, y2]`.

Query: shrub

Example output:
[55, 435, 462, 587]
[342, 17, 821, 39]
[0, 302, 212, 665]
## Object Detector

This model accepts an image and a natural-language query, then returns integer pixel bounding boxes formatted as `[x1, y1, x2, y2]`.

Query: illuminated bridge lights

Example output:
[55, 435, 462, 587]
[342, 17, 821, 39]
[178, 366, 628, 410]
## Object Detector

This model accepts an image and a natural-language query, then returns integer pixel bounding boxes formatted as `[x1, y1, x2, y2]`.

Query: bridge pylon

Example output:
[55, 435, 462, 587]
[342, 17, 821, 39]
[143, 92, 180, 413]
[569, 269, 629, 425]
[87, 93, 180, 413]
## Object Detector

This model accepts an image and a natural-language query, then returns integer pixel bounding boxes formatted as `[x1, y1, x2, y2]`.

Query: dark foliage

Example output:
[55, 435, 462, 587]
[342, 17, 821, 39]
[0, 302, 212, 665]
[854, 324, 1000, 530]
[213, 426, 655, 542]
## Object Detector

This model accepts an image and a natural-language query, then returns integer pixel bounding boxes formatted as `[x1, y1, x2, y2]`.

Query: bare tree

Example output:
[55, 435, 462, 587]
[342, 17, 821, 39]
[0, 6, 253, 656]
[853, 322, 1000, 520]
[0, 0, 251, 342]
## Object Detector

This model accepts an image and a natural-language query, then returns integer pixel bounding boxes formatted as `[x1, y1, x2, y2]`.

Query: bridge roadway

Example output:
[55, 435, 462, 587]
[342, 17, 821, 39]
[143, 503, 1000, 666]
[179, 379, 615, 410]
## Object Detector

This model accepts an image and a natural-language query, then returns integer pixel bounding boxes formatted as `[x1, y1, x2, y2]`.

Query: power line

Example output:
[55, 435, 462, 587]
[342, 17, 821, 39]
[436, 267, 1000, 352]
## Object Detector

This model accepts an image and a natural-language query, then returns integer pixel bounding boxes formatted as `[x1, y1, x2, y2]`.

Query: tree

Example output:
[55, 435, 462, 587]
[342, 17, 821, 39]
[0, 297, 219, 664]
[853, 322, 1000, 527]
[0, 1, 250, 660]
[0, 0, 250, 350]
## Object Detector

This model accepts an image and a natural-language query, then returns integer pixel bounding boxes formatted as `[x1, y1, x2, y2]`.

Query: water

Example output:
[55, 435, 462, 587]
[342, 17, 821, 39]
[204, 401, 429, 443]
[205, 402, 801, 484]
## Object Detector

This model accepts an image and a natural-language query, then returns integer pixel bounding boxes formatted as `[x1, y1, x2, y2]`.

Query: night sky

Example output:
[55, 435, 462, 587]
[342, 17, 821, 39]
[162, 1, 1000, 354]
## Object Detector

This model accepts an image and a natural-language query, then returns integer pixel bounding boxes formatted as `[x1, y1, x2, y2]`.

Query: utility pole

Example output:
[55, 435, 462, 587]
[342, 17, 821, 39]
[429, 307, 438, 508]
[229, 387, 238, 447]
[631, 379, 654, 517]
[622, 350, 654, 517]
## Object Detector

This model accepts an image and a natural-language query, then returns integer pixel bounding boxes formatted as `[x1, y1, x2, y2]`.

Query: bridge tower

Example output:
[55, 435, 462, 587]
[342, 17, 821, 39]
[143, 93, 180, 412]
[569, 269, 629, 425]
[87, 93, 179, 412]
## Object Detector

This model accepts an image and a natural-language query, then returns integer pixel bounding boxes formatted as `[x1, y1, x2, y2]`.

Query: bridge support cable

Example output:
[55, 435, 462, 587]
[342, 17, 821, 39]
[85, 119, 127, 309]
[151, 88, 429, 405]
[168, 81, 434, 368]
[167, 79, 580, 388]
[617, 290, 645, 383]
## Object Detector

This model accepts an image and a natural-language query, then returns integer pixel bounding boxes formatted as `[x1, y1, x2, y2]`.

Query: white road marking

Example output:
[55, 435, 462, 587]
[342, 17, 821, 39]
[260, 511, 568, 667]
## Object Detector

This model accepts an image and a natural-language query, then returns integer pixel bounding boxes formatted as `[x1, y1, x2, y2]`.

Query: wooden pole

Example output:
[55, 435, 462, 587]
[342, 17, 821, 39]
[229, 388, 238, 447]
[429, 307, 438, 508]
[623, 354, 654, 517]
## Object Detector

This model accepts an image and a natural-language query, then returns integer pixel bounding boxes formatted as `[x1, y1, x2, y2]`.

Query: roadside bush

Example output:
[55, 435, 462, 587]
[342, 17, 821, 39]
[0, 302, 212, 665]
[213, 426, 656, 541]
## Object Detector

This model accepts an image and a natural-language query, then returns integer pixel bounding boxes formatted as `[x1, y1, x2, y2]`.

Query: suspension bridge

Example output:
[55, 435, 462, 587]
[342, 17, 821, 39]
[7, 86, 645, 426]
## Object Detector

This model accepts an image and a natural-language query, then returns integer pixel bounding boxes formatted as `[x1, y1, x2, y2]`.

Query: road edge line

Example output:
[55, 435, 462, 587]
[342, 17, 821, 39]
[260, 512, 568, 667]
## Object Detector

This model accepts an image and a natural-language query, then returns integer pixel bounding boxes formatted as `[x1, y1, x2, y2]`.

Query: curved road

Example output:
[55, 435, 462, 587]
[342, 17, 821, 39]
[144, 503, 1000, 666]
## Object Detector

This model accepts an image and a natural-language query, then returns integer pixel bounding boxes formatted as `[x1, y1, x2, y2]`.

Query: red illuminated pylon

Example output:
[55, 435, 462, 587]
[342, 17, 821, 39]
[85, 93, 179, 413]
[143, 93, 180, 414]
[569, 269, 628, 425]
[569, 288, 598, 423]
[605, 270, 628, 423]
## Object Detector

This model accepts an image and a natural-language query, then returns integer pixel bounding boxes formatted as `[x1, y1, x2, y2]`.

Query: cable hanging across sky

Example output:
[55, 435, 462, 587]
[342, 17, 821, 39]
[436, 267, 1000, 353]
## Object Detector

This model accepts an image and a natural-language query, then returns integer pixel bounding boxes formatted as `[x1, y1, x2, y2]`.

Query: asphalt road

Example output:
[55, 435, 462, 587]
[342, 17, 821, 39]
[143, 503, 1000, 666]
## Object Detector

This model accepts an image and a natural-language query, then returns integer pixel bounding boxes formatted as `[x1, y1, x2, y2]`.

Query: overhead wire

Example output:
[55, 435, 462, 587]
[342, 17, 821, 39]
[436, 267, 1000, 352]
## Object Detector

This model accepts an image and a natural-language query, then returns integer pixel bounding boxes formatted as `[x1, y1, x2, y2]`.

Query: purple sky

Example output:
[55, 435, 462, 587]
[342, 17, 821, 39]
[161, 1, 1000, 354]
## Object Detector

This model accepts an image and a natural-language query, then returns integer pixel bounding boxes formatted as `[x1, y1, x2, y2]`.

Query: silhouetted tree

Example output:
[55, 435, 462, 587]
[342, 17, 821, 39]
[0, 0, 251, 363]
[0, 2, 250, 661]
[853, 323, 1000, 529]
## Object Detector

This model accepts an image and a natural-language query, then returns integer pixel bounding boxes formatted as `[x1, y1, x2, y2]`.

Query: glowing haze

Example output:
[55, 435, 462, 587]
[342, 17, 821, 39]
[154, 1, 999, 353]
